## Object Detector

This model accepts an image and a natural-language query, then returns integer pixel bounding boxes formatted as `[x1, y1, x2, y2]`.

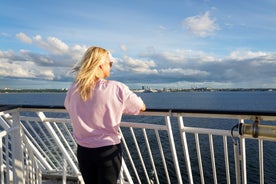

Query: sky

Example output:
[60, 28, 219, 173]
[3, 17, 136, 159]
[1, 0, 276, 89]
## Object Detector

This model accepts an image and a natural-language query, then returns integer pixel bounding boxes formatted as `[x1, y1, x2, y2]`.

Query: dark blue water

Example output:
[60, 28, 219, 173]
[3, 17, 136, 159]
[139, 91, 276, 111]
[1, 91, 276, 111]
[1, 91, 276, 183]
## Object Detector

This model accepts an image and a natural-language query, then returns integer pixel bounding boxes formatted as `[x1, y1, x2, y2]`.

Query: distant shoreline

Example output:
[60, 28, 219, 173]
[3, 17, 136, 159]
[0, 89, 68, 93]
[0, 88, 275, 93]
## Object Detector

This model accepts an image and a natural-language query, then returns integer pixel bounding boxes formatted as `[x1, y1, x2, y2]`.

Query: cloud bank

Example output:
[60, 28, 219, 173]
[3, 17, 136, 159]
[1, 32, 276, 89]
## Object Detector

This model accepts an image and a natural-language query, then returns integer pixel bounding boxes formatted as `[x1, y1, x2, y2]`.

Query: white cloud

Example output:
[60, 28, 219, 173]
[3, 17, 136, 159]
[0, 50, 14, 58]
[160, 68, 209, 77]
[161, 51, 185, 62]
[33, 35, 69, 55]
[182, 11, 219, 37]
[0, 59, 55, 80]
[16, 32, 32, 44]
[0, 33, 80, 81]
[15, 33, 86, 68]
[120, 45, 128, 52]
[0, 61, 32, 78]
[46, 37, 69, 54]
[39, 70, 55, 80]
[117, 56, 158, 74]
[228, 50, 267, 61]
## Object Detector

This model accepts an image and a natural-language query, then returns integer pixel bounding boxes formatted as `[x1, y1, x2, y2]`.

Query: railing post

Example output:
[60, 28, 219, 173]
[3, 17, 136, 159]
[36, 111, 84, 184]
[239, 119, 247, 184]
[233, 140, 241, 184]
[177, 115, 193, 184]
[0, 131, 6, 184]
[11, 109, 24, 184]
[165, 115, 183, 184]
[259, 140, 264, 184]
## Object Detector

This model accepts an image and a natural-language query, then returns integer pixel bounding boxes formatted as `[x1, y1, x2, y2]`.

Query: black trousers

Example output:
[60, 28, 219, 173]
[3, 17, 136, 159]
[77, 143, 122, 184]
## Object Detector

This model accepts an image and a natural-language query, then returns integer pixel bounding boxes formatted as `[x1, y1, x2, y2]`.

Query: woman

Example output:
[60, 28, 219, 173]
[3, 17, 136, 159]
[64, 46, 146, 184]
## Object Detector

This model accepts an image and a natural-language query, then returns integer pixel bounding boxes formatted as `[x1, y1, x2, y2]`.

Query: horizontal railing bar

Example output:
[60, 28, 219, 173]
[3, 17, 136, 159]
[182, 127, 235, 136]
[20, 116, 71, 124]
[1, 105, 276, 117]
[173, 113, 276, 121]
[121, 122, 168, 130]
[19, 113, 274, 124]
[41, 118, 70, 123]
[1, 108, 275, 125]
[170, 109, 276, 116]
[0, 105, 65, 111]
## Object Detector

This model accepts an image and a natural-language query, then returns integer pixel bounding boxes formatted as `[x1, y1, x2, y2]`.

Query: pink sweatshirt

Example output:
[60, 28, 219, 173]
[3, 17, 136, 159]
[64, 79, 144, 148]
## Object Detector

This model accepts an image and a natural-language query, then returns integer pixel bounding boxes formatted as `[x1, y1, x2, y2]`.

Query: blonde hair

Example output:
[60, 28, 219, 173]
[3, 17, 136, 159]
[73, 46, 109, 101]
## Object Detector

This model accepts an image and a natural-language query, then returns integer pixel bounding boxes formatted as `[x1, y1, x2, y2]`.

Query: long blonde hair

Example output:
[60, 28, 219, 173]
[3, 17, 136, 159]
[73, 46, 109, 101]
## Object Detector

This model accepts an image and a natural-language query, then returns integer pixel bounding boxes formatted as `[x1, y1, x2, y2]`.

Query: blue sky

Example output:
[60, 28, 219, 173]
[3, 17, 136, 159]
[1, 0, 276, 89]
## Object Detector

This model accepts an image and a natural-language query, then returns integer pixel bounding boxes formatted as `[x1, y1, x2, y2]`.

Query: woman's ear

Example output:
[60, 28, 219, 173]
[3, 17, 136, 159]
[95, 67, 103, 79]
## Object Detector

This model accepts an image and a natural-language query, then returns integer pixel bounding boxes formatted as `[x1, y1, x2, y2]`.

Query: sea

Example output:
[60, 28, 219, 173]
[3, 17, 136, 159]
[1, 91, 276, 111]
[1, 91, 276, 183]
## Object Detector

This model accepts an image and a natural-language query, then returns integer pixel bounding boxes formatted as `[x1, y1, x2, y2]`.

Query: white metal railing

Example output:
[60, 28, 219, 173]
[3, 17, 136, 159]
[0, 105, 276, 184]
[0, 110, 42, 184]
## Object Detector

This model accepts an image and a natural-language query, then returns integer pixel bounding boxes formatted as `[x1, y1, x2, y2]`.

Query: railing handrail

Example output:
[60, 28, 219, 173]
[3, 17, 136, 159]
[1, 104, 276, 116]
